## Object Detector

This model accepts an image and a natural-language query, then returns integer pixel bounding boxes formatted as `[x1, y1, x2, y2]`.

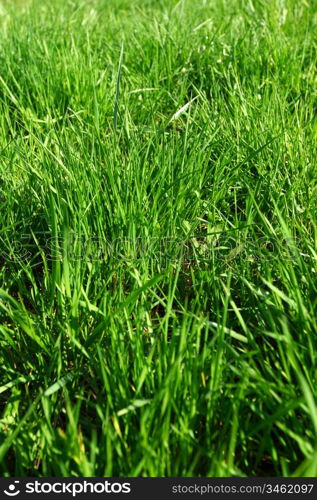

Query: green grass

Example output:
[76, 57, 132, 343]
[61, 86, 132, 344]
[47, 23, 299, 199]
[0, 0, 316, 477]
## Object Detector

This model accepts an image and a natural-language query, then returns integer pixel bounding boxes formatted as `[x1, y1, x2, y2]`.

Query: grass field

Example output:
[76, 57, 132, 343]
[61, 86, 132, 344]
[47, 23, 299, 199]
[0, 0, 317, 477]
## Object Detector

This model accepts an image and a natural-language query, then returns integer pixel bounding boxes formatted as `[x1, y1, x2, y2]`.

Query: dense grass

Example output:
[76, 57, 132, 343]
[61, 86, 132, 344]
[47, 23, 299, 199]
[0, 0, 316, 477]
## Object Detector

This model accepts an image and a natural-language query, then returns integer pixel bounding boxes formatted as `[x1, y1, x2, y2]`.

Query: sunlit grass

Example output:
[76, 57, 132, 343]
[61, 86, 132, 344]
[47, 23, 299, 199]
[0, 0, 316, 477]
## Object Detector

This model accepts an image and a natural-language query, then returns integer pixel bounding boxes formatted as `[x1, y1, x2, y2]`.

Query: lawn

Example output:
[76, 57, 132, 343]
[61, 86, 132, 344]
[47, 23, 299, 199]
[0, 0, 316, 477]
